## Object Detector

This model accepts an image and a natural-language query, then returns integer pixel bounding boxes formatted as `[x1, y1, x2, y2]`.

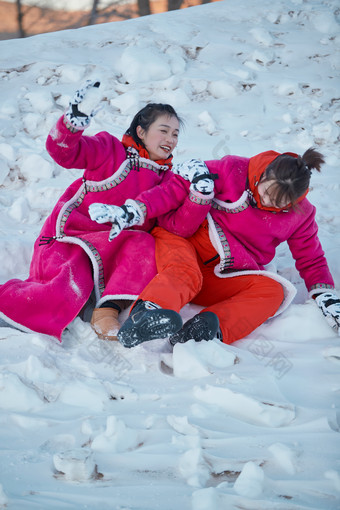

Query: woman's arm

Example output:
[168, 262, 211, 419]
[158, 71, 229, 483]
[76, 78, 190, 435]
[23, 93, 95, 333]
[287, 202, 334, 293]
[46, 115, 120, 171]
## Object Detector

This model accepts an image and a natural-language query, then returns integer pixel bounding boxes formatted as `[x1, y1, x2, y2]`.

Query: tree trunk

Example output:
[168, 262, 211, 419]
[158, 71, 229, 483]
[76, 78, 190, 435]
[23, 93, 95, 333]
[88, 0, 100, 25]
[16, 0, 25, 38]
[138, 0, 151, 17]
[167, 0, 184, 11]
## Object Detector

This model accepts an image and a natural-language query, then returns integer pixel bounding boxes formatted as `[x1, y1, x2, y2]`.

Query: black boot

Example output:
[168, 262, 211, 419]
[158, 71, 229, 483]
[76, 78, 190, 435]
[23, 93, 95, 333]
[169, 311, 219, 346]
[118, 300, 183, 348]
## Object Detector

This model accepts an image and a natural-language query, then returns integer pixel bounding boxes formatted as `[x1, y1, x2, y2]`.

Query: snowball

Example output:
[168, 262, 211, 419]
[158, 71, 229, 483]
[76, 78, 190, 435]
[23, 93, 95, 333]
[8, 196, 30, 222]
[110, 91, 140, 114]
[173, 342, 210, 379]
[178, 447, 210, 487]
[277, 82, 299, 96]
[208, 80, 237, 99]
[53, 448, 96, 481]
[116, 46, 171, 84]
[91, 415, 140, 453]
[24, 91, 54, 114]
[58, 65, 86, 84]
[152, 87, 190, 107]
[0, 143, 15, 162]
[234, 461, 264, 498]
[20, 153, 54, 182]
[167, 415, 199, 435]
[192, 487, 219, 510]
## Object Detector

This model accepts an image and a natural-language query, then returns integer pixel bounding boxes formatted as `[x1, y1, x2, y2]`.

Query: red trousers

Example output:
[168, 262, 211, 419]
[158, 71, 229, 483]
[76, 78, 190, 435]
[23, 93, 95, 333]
[139, 225, 284, 344]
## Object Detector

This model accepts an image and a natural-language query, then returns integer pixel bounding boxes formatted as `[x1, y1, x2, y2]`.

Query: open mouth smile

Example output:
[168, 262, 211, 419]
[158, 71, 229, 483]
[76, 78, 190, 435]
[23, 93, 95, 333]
[160, 145, 171, 153]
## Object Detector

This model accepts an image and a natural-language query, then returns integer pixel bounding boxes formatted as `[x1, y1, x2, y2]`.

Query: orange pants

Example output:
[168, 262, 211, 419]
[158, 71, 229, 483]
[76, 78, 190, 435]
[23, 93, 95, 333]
[139, 225, 284, 344]
[139, 226, 203, 312]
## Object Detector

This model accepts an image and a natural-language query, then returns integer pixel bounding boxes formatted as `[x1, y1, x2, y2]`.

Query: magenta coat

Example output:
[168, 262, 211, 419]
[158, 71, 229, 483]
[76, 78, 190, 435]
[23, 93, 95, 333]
[201, 154, 334, 294]
[0, 117, 211, 341]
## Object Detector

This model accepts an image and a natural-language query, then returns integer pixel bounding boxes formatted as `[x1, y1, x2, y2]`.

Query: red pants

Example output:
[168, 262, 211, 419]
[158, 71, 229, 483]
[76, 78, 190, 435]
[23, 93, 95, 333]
[139, 225, 284, 344]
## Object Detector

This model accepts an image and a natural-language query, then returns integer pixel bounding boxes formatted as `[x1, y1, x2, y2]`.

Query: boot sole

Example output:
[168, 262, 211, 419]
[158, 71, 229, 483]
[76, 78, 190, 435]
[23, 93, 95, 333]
[118, 310, 183, 348]
[169, 312, 219, 346]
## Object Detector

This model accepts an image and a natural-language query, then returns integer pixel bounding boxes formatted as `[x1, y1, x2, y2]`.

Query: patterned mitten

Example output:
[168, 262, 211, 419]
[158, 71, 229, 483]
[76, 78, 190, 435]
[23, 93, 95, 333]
[64, 80, 102, 131]
[89, 200, 144, 241]
[315, 291, 340, 335]
[172, 159, 218, 195]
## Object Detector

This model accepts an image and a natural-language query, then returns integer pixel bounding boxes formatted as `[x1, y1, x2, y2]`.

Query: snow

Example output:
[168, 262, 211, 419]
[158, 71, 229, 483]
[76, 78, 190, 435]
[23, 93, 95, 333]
[0, 0, 339, 508]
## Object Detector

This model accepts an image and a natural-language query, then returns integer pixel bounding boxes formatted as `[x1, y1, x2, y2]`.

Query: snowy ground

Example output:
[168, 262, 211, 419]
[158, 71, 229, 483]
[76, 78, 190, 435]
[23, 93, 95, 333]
[0, 1, 340, 508]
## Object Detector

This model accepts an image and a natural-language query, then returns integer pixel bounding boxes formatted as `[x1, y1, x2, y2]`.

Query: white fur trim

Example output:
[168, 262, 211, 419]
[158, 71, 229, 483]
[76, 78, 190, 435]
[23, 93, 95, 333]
[213, 267, 297, 317]
[190, 189, 214, 200]
[207, 213, 225, 257]
[56, 182, 86, 236]
[206, 213, 296, 317]
[97, 295, 136, 308]
[213, 190, 249, 211]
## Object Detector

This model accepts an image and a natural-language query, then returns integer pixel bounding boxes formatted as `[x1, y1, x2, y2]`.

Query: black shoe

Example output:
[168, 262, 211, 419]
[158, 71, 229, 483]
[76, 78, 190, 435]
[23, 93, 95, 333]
[118, 300, 183, 348]
[169, 311, 219, 346]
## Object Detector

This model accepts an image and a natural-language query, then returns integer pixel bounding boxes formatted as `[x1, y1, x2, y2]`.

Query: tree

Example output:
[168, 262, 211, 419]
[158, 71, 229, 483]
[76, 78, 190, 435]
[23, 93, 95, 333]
[16, 0, 25, 38]
[137, 0, 151, 16]
[88, 0, 101, 25]
[167, 0, 184, 11]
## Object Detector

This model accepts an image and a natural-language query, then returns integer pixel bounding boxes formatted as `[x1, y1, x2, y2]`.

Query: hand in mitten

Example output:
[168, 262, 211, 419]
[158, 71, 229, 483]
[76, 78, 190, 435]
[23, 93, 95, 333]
[315, 291, 340, 335]
[64, 80, 102, 131]
[89, 200, 144, 241]
[172, 159, 218, 196]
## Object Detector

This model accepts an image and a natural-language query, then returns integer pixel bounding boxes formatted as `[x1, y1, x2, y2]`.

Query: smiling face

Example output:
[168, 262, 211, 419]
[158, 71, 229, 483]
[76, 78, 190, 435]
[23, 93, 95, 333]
[136, 114, 180, 161]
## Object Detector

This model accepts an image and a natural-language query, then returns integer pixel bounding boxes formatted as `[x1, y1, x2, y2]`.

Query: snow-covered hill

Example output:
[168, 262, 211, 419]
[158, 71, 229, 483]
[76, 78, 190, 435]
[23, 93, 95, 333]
[0, 1, 339, 508]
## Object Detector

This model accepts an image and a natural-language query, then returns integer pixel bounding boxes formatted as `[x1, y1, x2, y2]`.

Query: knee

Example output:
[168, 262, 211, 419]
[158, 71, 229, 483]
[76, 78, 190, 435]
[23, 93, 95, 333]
[260, 277, 285, 310]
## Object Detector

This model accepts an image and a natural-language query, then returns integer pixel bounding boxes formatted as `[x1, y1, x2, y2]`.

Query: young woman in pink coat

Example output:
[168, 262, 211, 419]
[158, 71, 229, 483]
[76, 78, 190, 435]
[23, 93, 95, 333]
[100, 149, 339, 347]
[0, 81, 215, 342]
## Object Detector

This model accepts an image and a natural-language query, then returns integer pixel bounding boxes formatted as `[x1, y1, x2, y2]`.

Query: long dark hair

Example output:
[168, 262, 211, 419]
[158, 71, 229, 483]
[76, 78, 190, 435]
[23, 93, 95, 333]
[261, 147, 325, 207]
[125, 103, 183, 146]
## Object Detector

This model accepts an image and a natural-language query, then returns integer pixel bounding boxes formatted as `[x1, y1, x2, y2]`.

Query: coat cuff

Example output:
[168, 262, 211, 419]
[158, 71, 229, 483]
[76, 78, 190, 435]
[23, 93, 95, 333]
[189, 190, 214, 205]
[308, 283, 335, 299]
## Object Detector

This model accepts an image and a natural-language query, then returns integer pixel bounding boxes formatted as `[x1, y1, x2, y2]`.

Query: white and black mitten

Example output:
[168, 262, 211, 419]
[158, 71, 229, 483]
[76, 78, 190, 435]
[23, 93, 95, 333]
[64, 80, 102, 131]
[89, 200, 144, 241]
[315, 291, 340, 335]
[172, 159, 218, 196]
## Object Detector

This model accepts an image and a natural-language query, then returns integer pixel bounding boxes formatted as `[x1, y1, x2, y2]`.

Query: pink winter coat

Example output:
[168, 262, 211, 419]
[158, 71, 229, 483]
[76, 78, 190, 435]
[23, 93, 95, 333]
[0, 116, 211, 340]
[197, 154, 334, 294]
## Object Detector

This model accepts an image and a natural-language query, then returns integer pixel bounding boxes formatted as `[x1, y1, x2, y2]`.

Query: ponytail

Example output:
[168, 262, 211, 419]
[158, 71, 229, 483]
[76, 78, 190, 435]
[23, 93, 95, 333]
[301, 147, 324, 173]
